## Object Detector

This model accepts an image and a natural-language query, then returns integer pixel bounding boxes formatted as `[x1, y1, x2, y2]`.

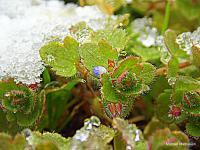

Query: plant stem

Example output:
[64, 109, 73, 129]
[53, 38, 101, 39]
[156, 61, 192, 76]
[161, 0, 171, 35]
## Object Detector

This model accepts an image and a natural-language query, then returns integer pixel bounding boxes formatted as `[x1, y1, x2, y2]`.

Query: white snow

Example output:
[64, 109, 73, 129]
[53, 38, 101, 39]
[0, 0, 109, 85]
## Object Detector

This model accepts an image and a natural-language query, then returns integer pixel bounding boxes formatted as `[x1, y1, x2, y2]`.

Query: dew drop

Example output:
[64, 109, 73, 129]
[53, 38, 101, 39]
[46, 54, 55, 62]
[135, 130, 141, 142]
[126, 145, 132, 150]
[22, 128, 33, 145]
[22, 128, 32, 138]
[168, 77, 176, 86]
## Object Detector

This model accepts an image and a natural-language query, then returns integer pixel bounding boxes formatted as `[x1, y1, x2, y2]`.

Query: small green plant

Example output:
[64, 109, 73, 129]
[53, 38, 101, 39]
[0, 0, 200, 149]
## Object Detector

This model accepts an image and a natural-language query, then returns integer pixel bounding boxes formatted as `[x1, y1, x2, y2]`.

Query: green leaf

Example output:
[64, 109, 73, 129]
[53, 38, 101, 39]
[167, 57, 179, 78]
[42, 68, 51, 85]
[111, 56, 142, 78]
[101, 72, 136, 118]
[92, 28, 128, 51]
[164, 30, 187, 57]
[183, 92, 200, 116]
[101, 73, 119, 103]
[144, 117, 179, 139]
[156, 89, 186, 123]
[186, 123, 200, 137]
[40, 37, 79, 77]
[131, 41, 161, 61]
[175, 76, 200, 92]
[0, 81, 42, 127]
[112, 57, 155, 85]
[31, 131, 71, 150]
[138, 62, 156, 84]
[156, 90, 174, 123]
[69, 22, 94, 44]
[79, 40, 118, 72]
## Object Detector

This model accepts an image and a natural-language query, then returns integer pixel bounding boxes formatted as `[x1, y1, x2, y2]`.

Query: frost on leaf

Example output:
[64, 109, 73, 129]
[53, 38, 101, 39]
[70, 116, 115, 150]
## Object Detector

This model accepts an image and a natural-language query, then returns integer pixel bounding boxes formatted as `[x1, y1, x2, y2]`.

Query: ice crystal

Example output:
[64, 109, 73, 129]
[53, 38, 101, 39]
[176, 27, 200, 54]
[0, 0, 109, 85]
[156, 35, 171, 64]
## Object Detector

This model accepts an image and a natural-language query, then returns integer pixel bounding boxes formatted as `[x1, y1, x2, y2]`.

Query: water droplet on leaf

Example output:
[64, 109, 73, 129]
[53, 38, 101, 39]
[168, 77, 176, 86]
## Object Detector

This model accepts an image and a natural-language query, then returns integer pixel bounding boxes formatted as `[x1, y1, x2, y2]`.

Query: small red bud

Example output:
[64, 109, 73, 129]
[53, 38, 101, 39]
[28, 83, 39, 91]
[169, 105, 181, 118]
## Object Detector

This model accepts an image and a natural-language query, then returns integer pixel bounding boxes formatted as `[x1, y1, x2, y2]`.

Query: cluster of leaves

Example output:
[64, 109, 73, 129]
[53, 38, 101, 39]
[0, 0, 200, 149]
[153, 30, 200, 137]
[0, 81, 43, 128]
[0, 116, 189, 150]
[39, 19, 156, 119]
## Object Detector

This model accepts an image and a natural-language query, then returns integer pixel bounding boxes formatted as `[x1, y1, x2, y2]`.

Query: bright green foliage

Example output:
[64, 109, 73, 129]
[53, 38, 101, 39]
[164, 29, 187, 58]
[1, 0, 200, 148]
[69, 22, 94, 44]
[156, 87, 200, 137]
[30, 131, 71, 150]
[131, 41, 161, 61]
[186, 122, 200, 137]
[0, 130, 70, 150]
[101, 73, 119, 103]
[79, 40, 118, 72]
[175, 76, 200, 92]
[111, 56, 142, 78]
[149, 128, 189, 150]
[183, 92, 200, 116]
[167, 57, 179, 80]
[40, 37, 79, 77]
[100, 56, 156, 118]
[92, 28, 128, 51]
[0, 81, 42, 127]
[156, 89, 186, 123]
